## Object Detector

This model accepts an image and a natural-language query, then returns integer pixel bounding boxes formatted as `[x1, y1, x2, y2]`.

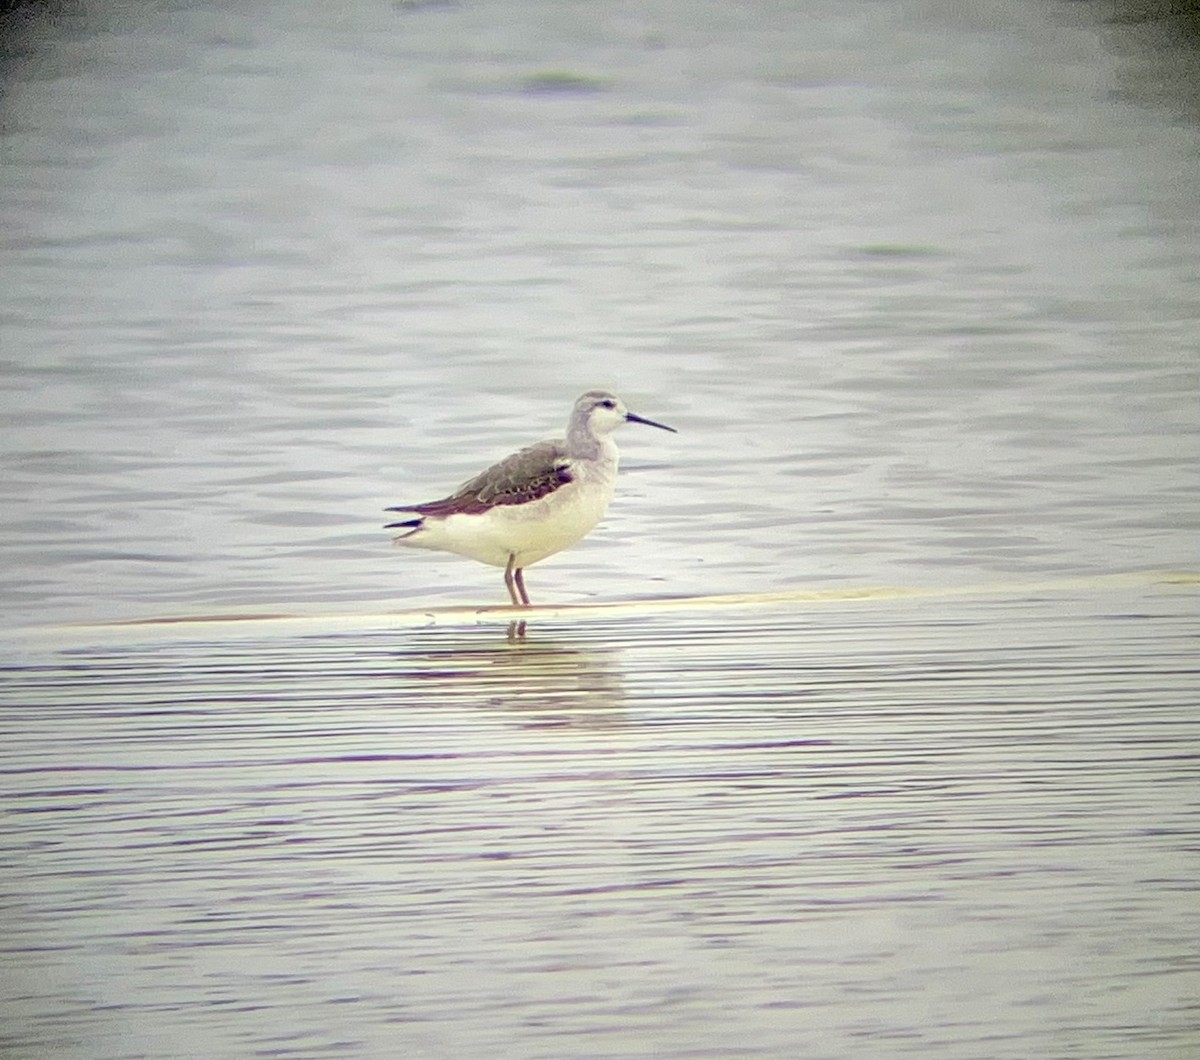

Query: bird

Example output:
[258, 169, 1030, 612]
[384, 390, 676, 607]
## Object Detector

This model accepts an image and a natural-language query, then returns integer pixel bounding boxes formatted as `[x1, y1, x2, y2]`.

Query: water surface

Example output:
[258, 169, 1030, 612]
[0, 0, 1197, 625]
[4, 579, 1198, 1058]
[2, 1, 1199, 1057]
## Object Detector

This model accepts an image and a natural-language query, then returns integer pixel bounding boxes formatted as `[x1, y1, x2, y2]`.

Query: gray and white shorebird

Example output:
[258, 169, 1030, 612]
[384, 390, 676, 606]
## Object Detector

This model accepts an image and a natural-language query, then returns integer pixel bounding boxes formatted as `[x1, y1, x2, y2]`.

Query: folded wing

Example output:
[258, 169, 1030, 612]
[386, 441, 574, 520]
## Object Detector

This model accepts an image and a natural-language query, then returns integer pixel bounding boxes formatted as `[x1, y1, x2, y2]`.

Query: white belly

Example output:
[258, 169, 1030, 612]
[399, 468, 616, 568]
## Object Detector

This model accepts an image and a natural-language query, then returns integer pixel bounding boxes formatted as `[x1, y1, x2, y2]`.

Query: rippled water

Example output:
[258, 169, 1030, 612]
[2, 0, 1198, 626]
[4, 581, 1199, 1058]
[2, 0, 1199, 1056]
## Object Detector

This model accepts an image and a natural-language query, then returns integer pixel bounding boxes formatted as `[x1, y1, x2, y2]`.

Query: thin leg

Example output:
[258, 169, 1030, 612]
[504, 553, 520, 606]
[513, 567, 531, 608]
[504, 555, 529, 639]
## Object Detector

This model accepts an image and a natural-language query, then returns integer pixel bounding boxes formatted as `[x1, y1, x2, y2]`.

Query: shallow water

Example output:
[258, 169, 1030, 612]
[4, 579, 1199, 1058]
[1, 0, 1198, 626]
[2, 0, 1200, 1057]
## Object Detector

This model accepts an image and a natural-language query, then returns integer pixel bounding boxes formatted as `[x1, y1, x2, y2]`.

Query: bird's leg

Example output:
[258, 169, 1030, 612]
[504, 553, 521, 606]
[504, 555, 528, 640]
[513, 567, 531, 608]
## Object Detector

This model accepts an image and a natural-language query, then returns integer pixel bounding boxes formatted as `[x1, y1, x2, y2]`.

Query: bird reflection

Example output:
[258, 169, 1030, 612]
[393, 633, 627, 728]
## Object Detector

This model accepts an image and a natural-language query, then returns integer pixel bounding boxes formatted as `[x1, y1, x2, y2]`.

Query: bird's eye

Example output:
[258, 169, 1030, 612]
[599, 399, 616, 409]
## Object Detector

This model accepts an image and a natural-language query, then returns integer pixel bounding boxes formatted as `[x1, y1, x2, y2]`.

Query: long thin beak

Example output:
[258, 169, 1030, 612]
[626, 411, 677, 433]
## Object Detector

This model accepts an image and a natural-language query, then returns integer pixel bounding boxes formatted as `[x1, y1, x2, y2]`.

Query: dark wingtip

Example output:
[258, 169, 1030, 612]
[384, 504, 421, 530]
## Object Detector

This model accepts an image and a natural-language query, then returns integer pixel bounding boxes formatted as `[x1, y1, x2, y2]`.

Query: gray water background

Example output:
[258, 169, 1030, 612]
[2, 1, 1199, 1057]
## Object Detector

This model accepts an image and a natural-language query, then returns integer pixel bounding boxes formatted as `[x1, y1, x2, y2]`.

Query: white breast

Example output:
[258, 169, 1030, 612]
[405, 450, 619, 569]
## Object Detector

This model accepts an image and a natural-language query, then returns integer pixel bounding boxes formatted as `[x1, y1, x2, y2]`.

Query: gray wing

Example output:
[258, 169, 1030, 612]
[394, 440, 573, 518]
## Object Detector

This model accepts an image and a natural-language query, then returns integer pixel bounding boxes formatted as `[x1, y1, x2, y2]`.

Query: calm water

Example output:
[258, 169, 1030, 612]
[4, 584, 1199, 1058]
[2, 0, 1199, 1056]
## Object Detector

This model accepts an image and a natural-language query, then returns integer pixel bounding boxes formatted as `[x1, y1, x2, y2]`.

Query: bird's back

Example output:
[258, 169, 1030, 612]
[399, 439, 572, 517]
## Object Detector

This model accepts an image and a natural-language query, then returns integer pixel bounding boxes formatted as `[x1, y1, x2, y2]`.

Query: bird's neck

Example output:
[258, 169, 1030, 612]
[566, 425, 617, 465]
